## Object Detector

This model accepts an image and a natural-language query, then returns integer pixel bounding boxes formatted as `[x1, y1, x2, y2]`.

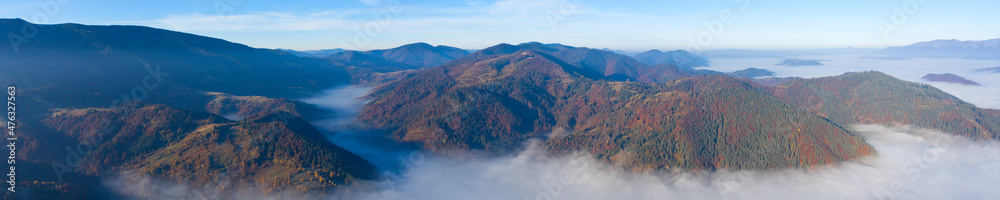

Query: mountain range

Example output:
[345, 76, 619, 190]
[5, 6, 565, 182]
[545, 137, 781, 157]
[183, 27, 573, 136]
[881, 38, 1000, 60]
[358, 47, 876, 170]
[326, 42, 469, 71]
[358, 43, 1000, 170]
[0, 19, 378, 199]
[4, 18, 1000, 198]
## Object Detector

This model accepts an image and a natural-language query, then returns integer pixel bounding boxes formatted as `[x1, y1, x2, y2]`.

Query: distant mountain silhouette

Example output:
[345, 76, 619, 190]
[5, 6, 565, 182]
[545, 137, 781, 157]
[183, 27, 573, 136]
[921, 73, 981, 86]
[777, 59, 823, 67]
[632, 49, 710, 68]
[599, 48, 633, 56]
[976, 66, 1000, 73]
[328, 50, 416, 72]
[280, 48, 347, 57]
[327, 42, 469, 70]
[701, 48, 879, 58]
[372, 42, 470, 68]
[881, 38, 1000, 60]
[728, 68, 775, 78]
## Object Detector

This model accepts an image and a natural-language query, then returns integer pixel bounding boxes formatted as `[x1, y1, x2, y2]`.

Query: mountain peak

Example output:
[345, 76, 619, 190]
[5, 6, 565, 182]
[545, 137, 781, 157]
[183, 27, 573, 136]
[328, 42, 470, 70]
[477, 43, 524, 55]
[471, 42, 575, 56]
[517, 41, 558, 50]
[642, 49, 663, 54]
[631, 49, 709, 68]
[516, 42, 573, 50]
[518, 41, 546, 46]
[396, 42, 435, 49]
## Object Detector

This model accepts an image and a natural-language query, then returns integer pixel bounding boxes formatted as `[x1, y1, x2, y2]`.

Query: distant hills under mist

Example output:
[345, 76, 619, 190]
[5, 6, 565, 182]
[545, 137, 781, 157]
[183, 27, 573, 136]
[881, 38, 1000, 60]
[689, 38, 1000, 60]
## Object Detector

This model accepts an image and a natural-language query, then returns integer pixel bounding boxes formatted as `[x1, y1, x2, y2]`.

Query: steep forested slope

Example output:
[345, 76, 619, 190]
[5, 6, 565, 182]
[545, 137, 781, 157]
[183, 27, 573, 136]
[41, 103, 379, 194]
[359, 49, 875, 170]
[770, 71, 1000, 139]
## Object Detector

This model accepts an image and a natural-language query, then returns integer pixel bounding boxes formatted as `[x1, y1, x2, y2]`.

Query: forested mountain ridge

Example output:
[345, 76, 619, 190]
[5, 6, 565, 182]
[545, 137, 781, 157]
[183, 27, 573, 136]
[326, 42, 470, 71]
[358, 48, 875, 170]
[0, 18, 350, 108]
[542, 75, 875, 170]
[458, 42, 705, 83]
[40, 103, 380, 196]
[374, 42, 470, 68]
[769, 71, 1000, 139]
[358, 50, 571, 153]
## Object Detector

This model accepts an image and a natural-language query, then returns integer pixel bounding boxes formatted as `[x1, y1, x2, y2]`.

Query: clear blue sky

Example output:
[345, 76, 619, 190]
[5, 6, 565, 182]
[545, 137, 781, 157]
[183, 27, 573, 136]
[1, 0, 998, 51]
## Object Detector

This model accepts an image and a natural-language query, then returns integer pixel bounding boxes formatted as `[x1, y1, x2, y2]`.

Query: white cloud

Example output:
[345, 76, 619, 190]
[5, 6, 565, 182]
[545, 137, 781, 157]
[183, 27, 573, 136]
[301, 85, 372, 131]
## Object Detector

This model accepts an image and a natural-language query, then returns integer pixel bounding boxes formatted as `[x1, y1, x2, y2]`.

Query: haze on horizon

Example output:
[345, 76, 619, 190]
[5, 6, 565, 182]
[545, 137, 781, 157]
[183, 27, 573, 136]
[2, 0, 998, 51]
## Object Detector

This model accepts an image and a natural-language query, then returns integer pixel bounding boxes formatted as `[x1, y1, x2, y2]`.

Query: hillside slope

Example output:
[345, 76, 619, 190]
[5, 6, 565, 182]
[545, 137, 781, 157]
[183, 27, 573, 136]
[41, 103, 379, 195]
[0, 18, 349, 108]
[359, 49, 874, 170]
[770, 71, 1000, 139]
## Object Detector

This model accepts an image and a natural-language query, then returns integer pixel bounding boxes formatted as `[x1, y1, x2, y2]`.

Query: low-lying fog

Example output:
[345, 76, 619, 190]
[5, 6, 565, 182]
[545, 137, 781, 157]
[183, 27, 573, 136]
[105, 82, 1000, 200]
[302, 86, 421, 172]
[326, 124, 1000, 200]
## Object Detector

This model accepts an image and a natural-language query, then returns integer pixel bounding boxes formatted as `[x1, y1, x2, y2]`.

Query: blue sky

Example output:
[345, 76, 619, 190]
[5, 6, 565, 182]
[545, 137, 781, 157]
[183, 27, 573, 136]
[2, 0, 998, 51]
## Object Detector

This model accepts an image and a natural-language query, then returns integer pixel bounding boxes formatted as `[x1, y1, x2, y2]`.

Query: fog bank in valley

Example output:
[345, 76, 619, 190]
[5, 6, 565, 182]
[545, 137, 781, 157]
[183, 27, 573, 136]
[302, 86, 421, 172]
